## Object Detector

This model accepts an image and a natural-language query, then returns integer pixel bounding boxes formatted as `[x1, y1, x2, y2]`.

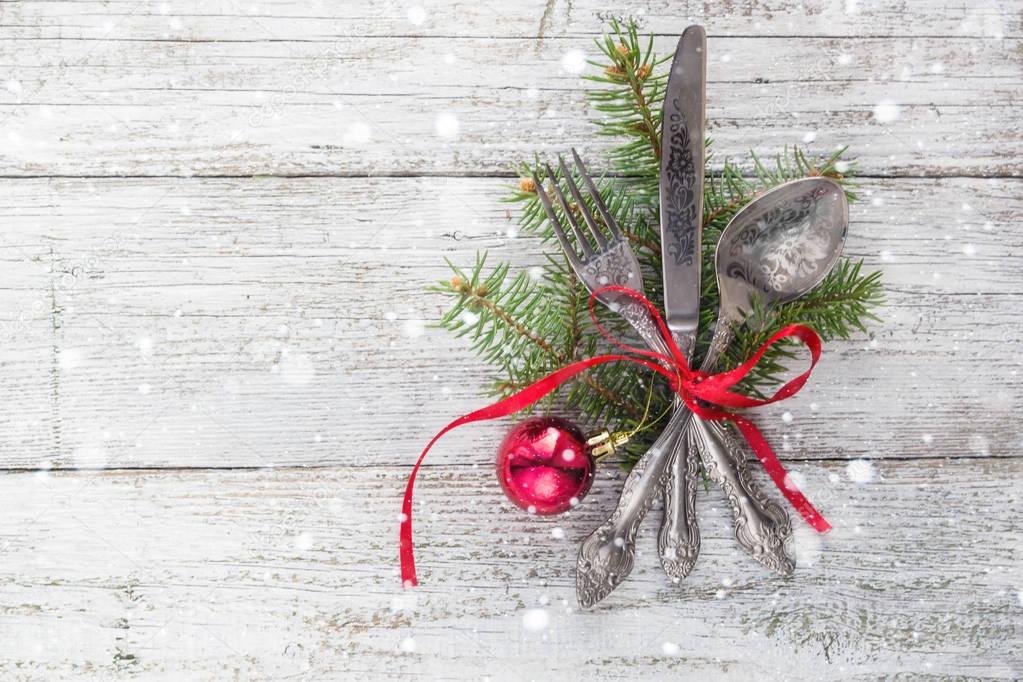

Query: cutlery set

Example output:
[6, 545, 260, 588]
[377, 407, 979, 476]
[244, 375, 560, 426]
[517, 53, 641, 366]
[399, 23, 852, 605]
[532, 26, 849, 606]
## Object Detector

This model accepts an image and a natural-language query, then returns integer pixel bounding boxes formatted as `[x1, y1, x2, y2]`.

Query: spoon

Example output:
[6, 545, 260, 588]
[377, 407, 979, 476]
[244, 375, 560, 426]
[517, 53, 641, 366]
[576, 176, 848, 607]
[686, 175, 849, 575]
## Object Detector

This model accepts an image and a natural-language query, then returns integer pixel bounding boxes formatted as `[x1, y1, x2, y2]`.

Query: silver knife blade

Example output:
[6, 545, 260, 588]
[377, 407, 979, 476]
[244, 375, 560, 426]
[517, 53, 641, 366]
[660, 25, 706, 336]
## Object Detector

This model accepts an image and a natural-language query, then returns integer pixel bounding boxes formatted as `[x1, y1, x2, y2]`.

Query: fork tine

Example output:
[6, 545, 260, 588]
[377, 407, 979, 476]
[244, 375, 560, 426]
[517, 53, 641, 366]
[544, 163, 596, 258]
[571, 148, 623, 240]
[558, 155, 608, 249]
[532, 170, 583, 270]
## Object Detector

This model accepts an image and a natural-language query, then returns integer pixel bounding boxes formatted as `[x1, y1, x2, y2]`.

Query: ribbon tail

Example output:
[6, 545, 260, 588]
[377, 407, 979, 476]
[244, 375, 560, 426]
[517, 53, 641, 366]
[730, 416, 832, 533]
[399, 353, 671, 587]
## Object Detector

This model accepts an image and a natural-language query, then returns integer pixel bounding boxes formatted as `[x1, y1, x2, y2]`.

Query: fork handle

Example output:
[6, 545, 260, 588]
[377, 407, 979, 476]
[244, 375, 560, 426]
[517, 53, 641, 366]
[619, 301, 675, 358]
[576, 407, 692, 607]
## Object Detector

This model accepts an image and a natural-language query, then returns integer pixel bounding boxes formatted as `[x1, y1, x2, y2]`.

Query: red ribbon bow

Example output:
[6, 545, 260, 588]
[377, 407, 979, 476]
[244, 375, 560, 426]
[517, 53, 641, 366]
[399, 286, 831, 588]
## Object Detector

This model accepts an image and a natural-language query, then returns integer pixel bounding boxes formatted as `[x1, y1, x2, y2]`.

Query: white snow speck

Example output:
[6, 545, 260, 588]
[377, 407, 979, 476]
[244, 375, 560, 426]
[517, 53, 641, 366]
[873, 100, 901, 123]
[922, 434, 934, 444]
[435, 112, 460, 139]
[781, 411, 794, 424]
[460, 310, 480, 325]
[561, 50, 587, 74]
[138, 383, 151, 395]
[342, 122, 371, 146]
[6, 79, 23, 94]
[407, 6, 426, 25]
[402, 319, 425, 338]
[801, 131, 817, 143]
[522, 608, 550, 632]
[294, 533, 314, 551]
[846, 459, 876, 484]
[963, 244, 976, 256]
[391, 592, 418, 613]
[399, 636, 417, 652]
[551, 527, 565, 540]
[528, 266, 543, 281]
[661, 641, 681, 656]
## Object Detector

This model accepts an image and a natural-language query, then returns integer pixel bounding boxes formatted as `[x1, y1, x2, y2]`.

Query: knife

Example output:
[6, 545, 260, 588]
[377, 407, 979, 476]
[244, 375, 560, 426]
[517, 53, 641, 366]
[656, 25, 705, 580]
[574, 26, 708, 608]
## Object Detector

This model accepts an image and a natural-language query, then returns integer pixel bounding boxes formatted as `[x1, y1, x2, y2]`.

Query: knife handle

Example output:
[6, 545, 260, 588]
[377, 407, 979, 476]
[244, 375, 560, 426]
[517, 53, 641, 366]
[657, 405, 701, 580]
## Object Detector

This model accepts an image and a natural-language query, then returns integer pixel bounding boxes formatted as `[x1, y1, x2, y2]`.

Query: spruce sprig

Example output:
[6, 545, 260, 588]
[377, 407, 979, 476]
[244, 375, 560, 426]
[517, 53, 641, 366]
[433, 18, 883, 465]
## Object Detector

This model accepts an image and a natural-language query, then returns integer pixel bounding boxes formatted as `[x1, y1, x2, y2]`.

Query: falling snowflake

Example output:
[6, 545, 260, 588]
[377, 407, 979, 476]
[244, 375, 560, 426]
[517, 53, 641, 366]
[407, 7, 426, 25]
[846, 458, 876, 483]
[561, 50, 587, 74]
[873, 100, 901, 123]
[522, 608, 549, 632]
[402, 319, 425, 338]
[342, 122, 371, 146]
[435, 112, 460, 139]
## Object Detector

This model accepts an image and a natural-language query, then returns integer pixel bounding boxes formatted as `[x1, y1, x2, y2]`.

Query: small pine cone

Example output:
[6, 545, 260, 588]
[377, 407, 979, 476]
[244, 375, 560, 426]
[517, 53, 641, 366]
[616, 43, 630, 57]
[605, 65, 625, 79]
[449, 276, 464, 290]
[476, 284, 490, 296]
[636, 64, 651, 80]
[519, 177, 536, 193]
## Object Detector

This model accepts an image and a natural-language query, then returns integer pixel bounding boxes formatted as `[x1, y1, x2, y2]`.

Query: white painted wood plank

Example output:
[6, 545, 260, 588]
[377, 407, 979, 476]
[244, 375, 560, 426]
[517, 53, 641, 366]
[0, 0, 1017, 39]
[0, 460, 1018, 680]
[0, 31, 1019, 176]
[0, 176, 1020, 469]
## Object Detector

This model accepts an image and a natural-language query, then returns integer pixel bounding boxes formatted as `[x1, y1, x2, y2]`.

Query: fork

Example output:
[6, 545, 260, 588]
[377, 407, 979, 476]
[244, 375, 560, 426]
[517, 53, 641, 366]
[532, 150, 699, 607]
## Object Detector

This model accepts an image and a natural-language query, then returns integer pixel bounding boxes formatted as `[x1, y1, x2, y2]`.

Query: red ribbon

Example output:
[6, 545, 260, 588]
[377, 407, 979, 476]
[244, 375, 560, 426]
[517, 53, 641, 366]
[399, 286, 831, 587]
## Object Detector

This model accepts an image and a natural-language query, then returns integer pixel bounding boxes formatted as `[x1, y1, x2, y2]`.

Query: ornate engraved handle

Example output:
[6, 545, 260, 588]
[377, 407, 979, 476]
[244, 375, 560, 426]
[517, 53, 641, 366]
[688, 418, 794, 574]
[657, 417, 700, 579]
[657, 328, 699, 581]
[576, 407, 691, 607]
[687, 312, 795, 574]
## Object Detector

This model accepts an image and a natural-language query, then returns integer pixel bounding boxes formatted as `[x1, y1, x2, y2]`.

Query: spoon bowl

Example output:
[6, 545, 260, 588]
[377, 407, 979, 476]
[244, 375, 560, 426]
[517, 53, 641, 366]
[687, 175, 849, 576]
[716, 177, 848, 319]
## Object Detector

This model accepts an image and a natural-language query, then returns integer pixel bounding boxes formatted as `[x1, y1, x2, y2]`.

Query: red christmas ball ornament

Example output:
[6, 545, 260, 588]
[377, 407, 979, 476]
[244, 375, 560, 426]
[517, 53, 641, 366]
[496, 416, 594, 515]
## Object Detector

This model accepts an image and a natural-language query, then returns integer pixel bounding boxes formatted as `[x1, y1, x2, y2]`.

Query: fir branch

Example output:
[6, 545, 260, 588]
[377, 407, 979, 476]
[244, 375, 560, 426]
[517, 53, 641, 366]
[433, 16, 884, 465]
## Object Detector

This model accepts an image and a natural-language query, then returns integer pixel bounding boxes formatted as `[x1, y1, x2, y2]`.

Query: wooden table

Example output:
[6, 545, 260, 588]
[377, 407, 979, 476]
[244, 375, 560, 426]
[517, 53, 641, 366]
[1, 1, 1020, 679]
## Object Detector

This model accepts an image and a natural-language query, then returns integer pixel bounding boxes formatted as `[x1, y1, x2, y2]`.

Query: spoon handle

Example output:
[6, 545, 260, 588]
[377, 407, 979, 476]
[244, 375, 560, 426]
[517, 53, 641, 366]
[694, 316, 795, 573]
[689, 418, 795, 574]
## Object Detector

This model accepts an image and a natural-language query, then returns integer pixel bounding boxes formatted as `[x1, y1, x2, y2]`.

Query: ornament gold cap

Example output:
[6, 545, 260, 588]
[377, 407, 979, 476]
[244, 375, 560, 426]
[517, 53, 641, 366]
[586, 429, 631, 461]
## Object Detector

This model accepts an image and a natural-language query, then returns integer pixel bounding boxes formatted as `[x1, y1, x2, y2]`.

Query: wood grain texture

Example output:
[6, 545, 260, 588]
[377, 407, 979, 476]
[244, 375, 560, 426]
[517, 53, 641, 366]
[0, 6, 1020, 176]
[0, 1, 1020, 679]
[0, 460, 1019, 681]
[0, 176, 1021, 469]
